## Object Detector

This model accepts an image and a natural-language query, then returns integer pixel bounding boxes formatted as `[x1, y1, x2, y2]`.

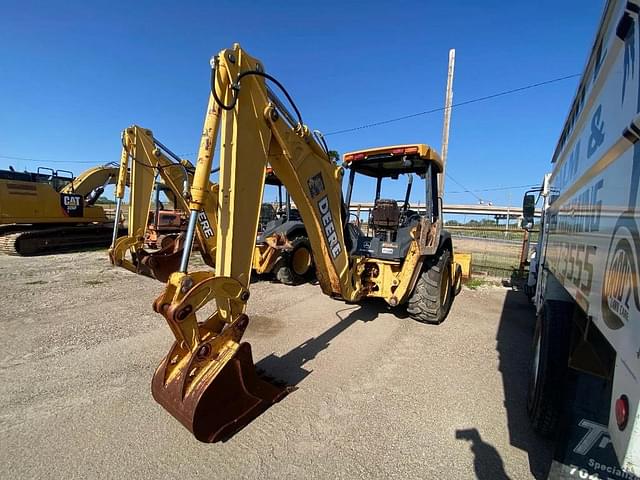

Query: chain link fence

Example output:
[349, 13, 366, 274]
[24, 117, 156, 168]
[448, 226, 538, 279]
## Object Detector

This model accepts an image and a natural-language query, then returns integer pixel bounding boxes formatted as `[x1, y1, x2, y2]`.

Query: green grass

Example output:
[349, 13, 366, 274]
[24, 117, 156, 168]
[464, 278, 486, 290]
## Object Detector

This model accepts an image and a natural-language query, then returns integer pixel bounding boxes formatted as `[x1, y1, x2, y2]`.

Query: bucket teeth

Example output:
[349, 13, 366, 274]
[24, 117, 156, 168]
[152, 342, 291, 442]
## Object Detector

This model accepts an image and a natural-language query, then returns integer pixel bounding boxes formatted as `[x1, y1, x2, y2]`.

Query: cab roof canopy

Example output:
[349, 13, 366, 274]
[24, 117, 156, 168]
[343, 144, 442, 178]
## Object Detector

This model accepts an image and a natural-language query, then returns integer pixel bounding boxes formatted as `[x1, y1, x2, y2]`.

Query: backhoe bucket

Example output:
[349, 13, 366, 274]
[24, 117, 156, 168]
[151, 341, 289, 442]
[136, 234, 186, 282]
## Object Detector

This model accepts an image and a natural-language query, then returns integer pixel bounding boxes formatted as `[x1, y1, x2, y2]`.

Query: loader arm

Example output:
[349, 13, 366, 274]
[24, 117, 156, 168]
[150, 44, 363, 441]
[109, 125, 218, 280]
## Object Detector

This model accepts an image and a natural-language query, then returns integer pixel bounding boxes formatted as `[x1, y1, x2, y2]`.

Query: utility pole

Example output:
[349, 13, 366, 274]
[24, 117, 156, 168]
[439, 48, 456, 194]
[506, 189, 511, 235]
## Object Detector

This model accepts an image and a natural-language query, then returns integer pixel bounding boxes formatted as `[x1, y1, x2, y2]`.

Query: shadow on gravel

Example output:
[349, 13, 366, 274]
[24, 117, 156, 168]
[215, 301, 388, 443]
[497, 289, 554, 479]
[456, 428, 511, 480]
[255, 299, 385, 386]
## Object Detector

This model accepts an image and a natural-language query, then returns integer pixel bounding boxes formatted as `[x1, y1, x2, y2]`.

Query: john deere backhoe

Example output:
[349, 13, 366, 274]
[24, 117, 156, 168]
[145, 44, 460, 441]
[0, 164, 121, 255]
[254, 167, 314, 284]
[108, 125, 218, 282]
[109, 126, 314, 284]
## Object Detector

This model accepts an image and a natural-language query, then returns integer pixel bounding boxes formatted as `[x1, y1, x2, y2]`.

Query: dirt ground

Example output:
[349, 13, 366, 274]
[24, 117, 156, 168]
[0, 250, 553, 479]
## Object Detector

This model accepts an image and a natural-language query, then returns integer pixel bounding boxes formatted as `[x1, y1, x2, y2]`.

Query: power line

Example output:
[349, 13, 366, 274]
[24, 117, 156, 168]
[0, 151, 198, 166]
[445, 173, 484, 202]
[444, 175, 536, 202]
[0, 154, 97, 164]
[1, 73, 580, 168]
[325, 73, 581, 136]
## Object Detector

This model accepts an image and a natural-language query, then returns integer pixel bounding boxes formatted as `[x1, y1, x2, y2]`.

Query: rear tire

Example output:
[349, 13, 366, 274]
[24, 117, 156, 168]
[274, 260, 295, 285]
[273, 237, 314, 285]
[407, 249, 453, 324]
[527, 300, 573, 437]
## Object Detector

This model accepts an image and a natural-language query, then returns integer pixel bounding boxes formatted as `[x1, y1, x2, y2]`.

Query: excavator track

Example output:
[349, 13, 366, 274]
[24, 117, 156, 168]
[0, 224, 118, 256]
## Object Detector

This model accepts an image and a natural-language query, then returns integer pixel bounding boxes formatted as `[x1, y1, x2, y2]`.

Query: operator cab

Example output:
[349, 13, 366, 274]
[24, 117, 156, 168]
[343, 144, 442, 261]
[258, 167, 303, 241]
[148, 183, 186, 230]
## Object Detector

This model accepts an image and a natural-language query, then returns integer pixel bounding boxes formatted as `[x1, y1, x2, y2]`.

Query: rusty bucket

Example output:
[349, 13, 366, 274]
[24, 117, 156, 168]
[136, 235, 185, 282]
[151, 341, 289, 442]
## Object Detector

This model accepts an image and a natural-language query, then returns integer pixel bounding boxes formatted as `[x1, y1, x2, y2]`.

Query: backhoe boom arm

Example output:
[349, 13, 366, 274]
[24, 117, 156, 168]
[179, 45, 359, 301]
[109, 125, 218, 280]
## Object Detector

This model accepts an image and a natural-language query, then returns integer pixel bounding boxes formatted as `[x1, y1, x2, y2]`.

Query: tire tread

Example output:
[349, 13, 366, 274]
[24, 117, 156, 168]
[407, 249, 452, 324]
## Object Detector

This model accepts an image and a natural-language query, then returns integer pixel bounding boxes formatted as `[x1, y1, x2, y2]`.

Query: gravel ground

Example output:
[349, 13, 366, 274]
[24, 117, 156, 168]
[0, 250, 552, 479]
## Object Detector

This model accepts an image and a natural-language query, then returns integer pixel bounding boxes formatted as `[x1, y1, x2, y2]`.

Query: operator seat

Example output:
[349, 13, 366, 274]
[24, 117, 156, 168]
[370, 199, 400, 240]
[287, 208, 302, 222]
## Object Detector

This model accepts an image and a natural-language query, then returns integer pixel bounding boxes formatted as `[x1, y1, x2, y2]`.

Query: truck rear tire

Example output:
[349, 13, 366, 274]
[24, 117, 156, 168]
[406, 249, 453, 324]
[274, 237, 314, 285]
[527, 300, 573, 437]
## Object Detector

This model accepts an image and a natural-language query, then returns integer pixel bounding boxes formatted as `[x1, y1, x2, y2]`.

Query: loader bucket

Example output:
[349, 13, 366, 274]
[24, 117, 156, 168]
[151, 341, 290, 442]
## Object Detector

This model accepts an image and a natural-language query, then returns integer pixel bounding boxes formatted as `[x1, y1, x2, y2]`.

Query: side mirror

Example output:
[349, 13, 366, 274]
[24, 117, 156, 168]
[522, 194, 535, 227]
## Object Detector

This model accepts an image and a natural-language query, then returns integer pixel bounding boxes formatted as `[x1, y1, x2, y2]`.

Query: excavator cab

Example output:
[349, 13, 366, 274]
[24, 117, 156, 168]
[35, 167, 75, 192]
[260, 167, 300, 232]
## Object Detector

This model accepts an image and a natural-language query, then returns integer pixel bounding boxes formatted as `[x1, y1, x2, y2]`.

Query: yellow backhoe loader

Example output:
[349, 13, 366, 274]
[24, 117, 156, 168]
[144, 44, 461, 441]
[0, 164, 121, 255]
[253, 167, 314, 284]
[109, 126, 314, 284]
[108, 125, 217, 282]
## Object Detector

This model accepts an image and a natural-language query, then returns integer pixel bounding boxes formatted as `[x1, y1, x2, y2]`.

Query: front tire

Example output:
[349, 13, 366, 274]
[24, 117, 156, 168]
[407, 249, 453, 324]
[527, 300, 573, 437]
[273, 237, 314, 285]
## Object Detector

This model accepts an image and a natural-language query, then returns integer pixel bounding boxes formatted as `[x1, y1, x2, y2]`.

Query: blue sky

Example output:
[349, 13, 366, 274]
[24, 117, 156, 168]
[0, 0, 604, 209]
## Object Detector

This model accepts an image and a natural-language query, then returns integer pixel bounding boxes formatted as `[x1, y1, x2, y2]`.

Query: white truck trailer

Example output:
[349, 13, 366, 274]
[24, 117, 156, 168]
[524, 0, 640, 476]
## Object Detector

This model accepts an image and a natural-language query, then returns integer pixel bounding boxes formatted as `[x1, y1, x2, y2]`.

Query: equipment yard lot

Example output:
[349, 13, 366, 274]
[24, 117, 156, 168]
[1, 251, 552, 479]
